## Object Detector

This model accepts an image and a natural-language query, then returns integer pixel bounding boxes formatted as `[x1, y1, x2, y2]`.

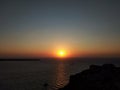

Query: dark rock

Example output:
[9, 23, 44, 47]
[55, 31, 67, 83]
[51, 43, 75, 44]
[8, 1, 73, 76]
[59, 64, 120, 90]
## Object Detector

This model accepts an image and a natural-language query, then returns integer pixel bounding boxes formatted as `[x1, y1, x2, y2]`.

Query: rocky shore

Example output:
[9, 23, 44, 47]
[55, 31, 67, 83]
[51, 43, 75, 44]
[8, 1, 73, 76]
[59, 64, 120, 90]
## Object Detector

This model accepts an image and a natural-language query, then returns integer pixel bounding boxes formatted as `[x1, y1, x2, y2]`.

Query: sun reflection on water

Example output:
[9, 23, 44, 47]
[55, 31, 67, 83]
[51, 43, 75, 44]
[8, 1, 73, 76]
[51, 61, 69, 90]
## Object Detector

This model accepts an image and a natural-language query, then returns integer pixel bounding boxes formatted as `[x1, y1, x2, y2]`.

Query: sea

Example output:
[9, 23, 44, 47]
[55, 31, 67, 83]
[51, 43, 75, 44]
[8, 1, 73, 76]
[0, 57, 120, 90]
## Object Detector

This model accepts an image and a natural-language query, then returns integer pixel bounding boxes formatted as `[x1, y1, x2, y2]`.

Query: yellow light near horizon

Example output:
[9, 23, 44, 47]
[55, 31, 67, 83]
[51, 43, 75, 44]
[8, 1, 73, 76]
[57, 50, 66, 58]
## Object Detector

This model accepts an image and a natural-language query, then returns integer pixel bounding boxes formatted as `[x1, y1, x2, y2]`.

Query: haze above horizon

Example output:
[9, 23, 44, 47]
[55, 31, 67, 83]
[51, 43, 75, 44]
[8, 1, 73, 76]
[0, 0, 120, 58]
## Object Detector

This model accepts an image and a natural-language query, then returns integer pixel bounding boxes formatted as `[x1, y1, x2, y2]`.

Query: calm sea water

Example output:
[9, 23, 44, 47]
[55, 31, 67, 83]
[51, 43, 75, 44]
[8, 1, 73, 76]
[0, 58, 120, 90]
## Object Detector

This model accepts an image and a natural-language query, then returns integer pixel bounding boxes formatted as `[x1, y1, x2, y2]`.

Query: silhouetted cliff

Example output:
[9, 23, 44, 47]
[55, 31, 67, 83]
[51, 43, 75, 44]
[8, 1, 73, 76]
[59, 64, 120, 90]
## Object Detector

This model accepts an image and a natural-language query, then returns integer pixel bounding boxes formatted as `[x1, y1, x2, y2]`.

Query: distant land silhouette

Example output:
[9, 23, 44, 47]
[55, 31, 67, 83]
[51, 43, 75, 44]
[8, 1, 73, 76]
[0, 57, 119, 61]
[59, 64, 120, 90]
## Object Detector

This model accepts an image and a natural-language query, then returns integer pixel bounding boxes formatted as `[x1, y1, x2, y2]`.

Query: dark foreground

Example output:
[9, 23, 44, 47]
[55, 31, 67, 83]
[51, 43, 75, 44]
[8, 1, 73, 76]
[0, 58, 120, 90]
[59, 64, 120, 90]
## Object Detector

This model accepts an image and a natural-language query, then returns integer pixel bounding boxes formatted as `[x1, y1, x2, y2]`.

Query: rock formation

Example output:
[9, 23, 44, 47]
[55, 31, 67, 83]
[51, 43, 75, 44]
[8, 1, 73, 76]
[59, 64, 120, 90]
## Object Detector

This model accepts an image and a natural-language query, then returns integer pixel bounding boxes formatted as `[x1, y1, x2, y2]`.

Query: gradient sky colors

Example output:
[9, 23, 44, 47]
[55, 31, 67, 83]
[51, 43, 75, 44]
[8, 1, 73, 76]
[0, 0, 120, 58]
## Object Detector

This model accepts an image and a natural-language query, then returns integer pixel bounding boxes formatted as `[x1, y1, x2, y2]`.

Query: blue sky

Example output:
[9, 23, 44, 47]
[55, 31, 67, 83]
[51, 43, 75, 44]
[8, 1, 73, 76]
[0, 0, 120, 57]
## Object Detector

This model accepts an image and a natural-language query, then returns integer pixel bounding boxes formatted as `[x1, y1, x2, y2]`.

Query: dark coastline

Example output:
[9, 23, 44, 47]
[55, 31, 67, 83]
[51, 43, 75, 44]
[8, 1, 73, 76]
[59, 64, 120, 90]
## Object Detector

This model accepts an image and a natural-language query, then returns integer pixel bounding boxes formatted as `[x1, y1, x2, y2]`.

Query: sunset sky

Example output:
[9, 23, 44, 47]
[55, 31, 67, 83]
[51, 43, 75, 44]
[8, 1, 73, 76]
[0, 0, 120, 58]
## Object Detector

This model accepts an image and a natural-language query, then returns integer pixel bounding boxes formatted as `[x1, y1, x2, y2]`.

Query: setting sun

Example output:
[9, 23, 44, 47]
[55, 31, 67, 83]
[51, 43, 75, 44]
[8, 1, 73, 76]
[57, 50, 66, 58]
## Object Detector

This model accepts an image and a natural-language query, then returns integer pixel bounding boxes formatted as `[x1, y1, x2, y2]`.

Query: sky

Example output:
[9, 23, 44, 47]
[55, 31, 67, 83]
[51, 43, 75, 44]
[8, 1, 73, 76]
[0, 0, 120, 58]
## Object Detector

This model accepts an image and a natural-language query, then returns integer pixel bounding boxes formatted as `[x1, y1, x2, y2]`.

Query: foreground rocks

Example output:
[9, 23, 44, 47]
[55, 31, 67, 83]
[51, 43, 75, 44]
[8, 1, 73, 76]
[59, 64, 120, 90]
